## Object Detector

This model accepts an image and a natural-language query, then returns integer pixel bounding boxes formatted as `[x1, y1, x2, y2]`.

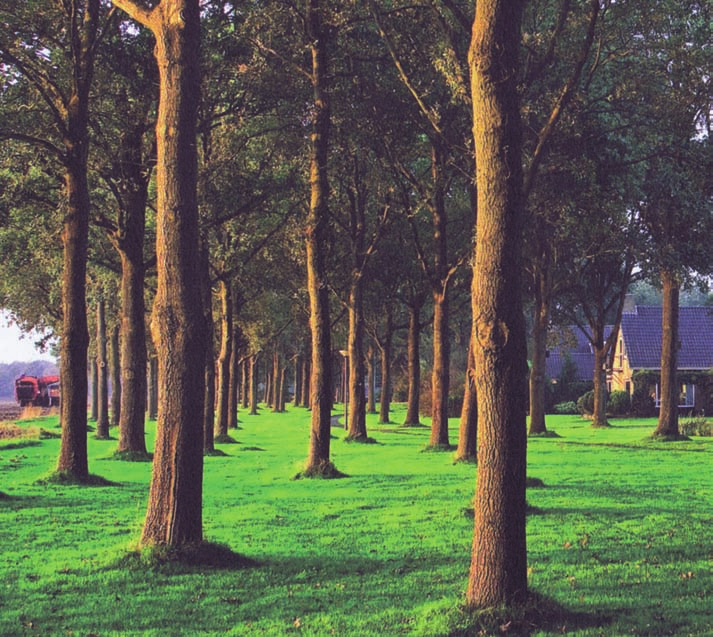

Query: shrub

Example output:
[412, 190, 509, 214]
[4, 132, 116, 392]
[680, 415, 713, 437]
[577, 390, 594, 416]
[553, 401, 578, 415]
[607, 390, 631, 417]
[631, 386, 656, 417]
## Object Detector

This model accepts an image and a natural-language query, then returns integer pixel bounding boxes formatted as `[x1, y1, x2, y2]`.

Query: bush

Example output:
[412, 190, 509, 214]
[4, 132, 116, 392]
[680, 415, 713, 437]
[553, 401, 578, 415]
[577, 390, 594, 416]
[631, 386, 656, 417]
[607, 390, 631, 417]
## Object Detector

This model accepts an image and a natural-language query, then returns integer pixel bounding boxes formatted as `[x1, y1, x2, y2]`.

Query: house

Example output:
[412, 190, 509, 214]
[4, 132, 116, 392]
[610, 305, 713, 413]
[545, 326, 598, 384]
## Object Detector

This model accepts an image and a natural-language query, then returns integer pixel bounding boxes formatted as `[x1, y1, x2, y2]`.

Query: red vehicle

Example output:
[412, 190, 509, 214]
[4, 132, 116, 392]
[15, 374, 60, 407]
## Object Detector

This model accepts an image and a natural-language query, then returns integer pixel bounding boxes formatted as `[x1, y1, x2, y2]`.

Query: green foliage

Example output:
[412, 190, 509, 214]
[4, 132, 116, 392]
[607, 390, 631, 417]
[577, 390, 594, 416]
[631, 385, 656, 417]
[679, 415, 713, 437]
[553, 401, 578, 415]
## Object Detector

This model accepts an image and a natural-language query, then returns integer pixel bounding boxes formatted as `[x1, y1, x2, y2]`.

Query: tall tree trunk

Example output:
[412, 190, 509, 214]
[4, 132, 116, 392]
[591, 327, 609, 427]
[115, 119, 149, 455]
[377, 308, 394, 425]
[404, 297, 424, 426]
[147, 355, 158, 421]
[113, 0, 206, 547]
[110, 323, 121, 428]
[249, 354, 260, 415]
[56, 0, 100, 481]
[241, 358, 250, 409]
[272, 352, 283, 413]
[301, 349, 311, 409]
[528, 254, 550, 435]
[366, 346, 376, 415]
[90, 359, 98, 422]
[455, 335, 477, 462]
[95, 297, 110, 439]
[467, 0, 528, 608]
[201, 242, 216, 454]
[347, 279, 367, 440]
[215, 279, 232, 437]
[293, 353, 302, 408]
[304, 0, 334, 473]
[228, 325, 240, 429]
[429, 288, 450, 447]
[655, 270, 681, 437]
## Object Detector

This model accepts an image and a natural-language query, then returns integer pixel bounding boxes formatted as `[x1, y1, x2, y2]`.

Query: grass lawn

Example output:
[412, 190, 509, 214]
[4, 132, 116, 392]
[1, 406, 711, 636]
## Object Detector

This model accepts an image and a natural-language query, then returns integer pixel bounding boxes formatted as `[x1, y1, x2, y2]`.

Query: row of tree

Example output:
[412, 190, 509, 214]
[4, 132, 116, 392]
[1, 0, 711, 613]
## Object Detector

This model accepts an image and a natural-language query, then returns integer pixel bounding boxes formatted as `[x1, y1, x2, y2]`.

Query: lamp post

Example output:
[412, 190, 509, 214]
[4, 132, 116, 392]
[339, 350, 348, 430]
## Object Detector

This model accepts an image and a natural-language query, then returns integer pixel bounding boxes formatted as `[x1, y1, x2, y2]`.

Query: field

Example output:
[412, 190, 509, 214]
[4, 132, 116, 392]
[0, 406, 711, 636]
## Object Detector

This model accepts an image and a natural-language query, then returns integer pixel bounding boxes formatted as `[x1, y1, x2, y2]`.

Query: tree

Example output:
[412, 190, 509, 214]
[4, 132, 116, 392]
[466, 0, 529, 608]
[112, 0, 207, 548]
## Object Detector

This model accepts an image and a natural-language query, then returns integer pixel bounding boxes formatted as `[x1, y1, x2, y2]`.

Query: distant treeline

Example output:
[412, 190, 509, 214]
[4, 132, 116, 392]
[0, 361, 59, 400]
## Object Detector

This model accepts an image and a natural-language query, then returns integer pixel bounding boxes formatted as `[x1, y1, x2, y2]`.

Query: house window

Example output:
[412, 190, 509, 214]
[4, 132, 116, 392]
[654, 383, 695, 408]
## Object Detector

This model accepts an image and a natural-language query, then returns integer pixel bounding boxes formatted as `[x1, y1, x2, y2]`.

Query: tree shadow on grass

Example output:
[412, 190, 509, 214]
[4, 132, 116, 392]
[35, 471, 120, 487]
[447, 592, 611, 636]
[114, 541, 260, 574]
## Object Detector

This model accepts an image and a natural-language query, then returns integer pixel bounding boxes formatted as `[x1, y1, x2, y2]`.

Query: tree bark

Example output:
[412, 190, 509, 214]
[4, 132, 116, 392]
[455, 334, 477, 462]
[56, 0, 100, 481]
[113, 0, 206, 547]
[110, 323, 121, 428]
[404, 296, 425, 426]
[147, 355, 158, 421]
[429, 288, 450, 446]
[591, 325, 609, 427]
[528, 255, 550, 435]
[655, 270, 680, 437]
[249, 354, 260, 415]
[228, 325, 240, 429]
[366, 346, 377, 415]
[215, 279, 232, 437]
[90, 359, 98, 422]
[201, 242, 216, 454]
[377, 312, 394, 425]
[467, 0, 529, 608]
[347, 278, 368, 439]
[95, 297, 110, 439]
[241, 358, 250, 409]
[304, 0, 334, 472]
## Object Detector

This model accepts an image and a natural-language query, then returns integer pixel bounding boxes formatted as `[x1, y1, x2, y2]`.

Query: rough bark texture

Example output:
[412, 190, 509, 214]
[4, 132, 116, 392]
[347, 279, 368, 439]
[215, 279, 232, 437]
[146, 355, 158, 421]
[249, 355, 259, 415]
[304, 0, 334, 472]
[467, 0, 529, 608]
[115, 120, 149, 454]
[429, 288, 450, 446]
[591, 330, 609, 427]
[201, 243, 216, 454]
[655, 270, 681, 437]
[528, 255, 550, 435]
[95, 298, 110, 439]
[110, 324, 121, 428]
[366, 347, 376, 415]
[120, 0, 207, 547]
[377, 310, 394, 425]
[56, 0, 100, 481]
[227, 326, 240, 429]
[404, 298, 424, 426]
[455, 335, 477, 462]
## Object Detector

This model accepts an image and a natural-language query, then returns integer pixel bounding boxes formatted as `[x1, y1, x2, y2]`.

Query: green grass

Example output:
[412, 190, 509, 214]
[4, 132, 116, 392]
[1, 407, 711, 636]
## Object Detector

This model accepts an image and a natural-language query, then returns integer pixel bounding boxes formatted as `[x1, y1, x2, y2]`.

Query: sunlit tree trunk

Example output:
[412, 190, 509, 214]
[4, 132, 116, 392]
[113, 0, 206, 547]
[110, 324, 121, 428]
[467, 0, 529, 608]
[215, 279, 232, 437]
[56, 0, 100, 481]
[455, 335, 477, 462]
[529, 248, 550, 435]
[95, 297, 110, 439]
[404, 295, 425, 426]
[304, 0, 335, 473]
[228, 325, 240, 429]
[655, 270, 681, 437]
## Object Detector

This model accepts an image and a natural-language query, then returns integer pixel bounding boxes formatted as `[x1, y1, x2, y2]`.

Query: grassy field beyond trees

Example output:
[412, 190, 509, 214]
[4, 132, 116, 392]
[1, 407, 711, 636]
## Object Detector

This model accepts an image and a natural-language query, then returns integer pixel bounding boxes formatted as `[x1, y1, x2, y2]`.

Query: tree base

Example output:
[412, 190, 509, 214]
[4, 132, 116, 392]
[422, 443, 456, 453]
[204, 448, 229, 457]
[294, 461, 348, 480]
[112, 449, 153, 462]
[649, 432, 690, 443]
[528, 430, 560, 438]
[214, 434, 239, 444]
[453, 453, 477, 465]
[36, 470, 117, 487]
[343, 434, 378, 444]
[119, 541, 259, 571]
[590, 420, 611, 428]
[454, 590, 610, 636]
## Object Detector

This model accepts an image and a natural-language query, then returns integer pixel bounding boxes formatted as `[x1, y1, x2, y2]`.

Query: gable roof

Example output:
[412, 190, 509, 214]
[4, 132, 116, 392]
[621, 305, 713, 370]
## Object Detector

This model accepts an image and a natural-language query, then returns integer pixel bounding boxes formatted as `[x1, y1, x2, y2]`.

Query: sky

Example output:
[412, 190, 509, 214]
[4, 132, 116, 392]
[0, 311, 57, 364]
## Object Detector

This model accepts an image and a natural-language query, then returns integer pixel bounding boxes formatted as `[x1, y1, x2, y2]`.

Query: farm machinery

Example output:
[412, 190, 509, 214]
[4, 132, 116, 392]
[14, 374, 60, 407]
